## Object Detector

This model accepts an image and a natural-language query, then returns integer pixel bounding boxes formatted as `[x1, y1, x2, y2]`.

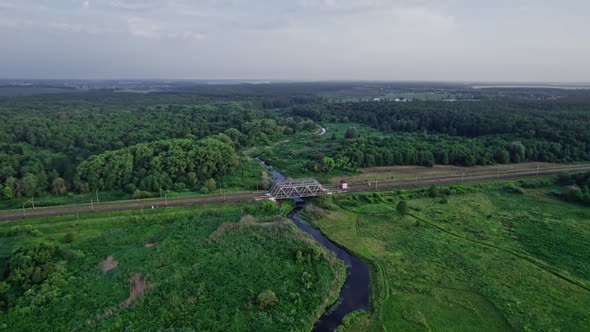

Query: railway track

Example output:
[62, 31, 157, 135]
[2, 164, 590, 222]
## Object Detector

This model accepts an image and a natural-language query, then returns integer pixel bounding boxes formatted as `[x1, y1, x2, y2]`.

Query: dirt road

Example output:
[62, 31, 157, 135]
[2, 164, 589, 222]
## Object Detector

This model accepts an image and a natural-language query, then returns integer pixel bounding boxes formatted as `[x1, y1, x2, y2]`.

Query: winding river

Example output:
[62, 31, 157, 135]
[260, 160, 371, 331]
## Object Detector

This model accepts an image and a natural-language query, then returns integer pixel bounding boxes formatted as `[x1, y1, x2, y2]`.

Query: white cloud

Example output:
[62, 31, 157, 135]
[83, 1, 90, 8]
[48, 21, 107, 34]
[127, 16, 204, 40]
[107, 0, 162, 11]
[127, 16, 161, 38]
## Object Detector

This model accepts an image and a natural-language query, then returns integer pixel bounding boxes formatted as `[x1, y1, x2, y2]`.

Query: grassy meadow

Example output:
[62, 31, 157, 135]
[313, 183, 590, 331]
[0, 201, 344, 331]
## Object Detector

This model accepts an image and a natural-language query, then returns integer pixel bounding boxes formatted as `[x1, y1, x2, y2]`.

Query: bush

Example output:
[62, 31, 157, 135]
[396, 201, 408, 215]
[317, 193, 333, 209]
[63, 232, 76, 243]
[133, 190, 152, 199]
[504, 184, 525, 194]
[200, 187, 210, 194]
[204, 179, 217, 191]
[256, 290, 278, 309]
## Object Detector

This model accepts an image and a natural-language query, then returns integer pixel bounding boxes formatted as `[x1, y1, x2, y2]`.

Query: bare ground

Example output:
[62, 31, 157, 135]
[98, 256, 118, 272]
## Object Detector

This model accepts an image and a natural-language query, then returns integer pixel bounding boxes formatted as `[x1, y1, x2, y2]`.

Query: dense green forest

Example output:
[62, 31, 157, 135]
[0, 95, 316, 198]
[2, 84, 590, 199]
[76, 138, 239, 193]
[288, 97, 590, 169]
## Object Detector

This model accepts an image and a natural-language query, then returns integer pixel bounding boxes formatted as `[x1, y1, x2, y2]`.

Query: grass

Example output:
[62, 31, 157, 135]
[0, 200, 344, 331]
[314, 184, 590, 331]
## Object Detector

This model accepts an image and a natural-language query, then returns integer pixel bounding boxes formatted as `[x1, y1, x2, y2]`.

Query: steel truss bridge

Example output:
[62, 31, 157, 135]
[268, 178, 326, 200]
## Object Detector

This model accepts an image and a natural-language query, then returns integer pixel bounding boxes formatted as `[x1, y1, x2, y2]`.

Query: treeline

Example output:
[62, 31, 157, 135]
[76, 137, 239, 193]
[0, 95, 315, 197]
[334, 132, 567, 168]
[303, 99, 590, 164]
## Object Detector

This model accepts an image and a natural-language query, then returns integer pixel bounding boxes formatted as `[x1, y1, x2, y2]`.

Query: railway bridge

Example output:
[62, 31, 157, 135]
[267, 178, 327, 200]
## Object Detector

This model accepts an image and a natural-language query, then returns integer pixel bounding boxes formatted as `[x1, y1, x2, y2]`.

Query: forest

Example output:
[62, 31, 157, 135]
[288, 96, 590, 170]
[2, 84, 590, 200]
[0, 94, 316, 198]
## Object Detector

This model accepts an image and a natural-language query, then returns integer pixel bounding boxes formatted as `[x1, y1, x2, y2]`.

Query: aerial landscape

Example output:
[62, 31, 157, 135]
[1, 1, 590, 331]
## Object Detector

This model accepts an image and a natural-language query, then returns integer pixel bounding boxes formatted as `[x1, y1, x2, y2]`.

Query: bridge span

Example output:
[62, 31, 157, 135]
[267, 178, 327, 200]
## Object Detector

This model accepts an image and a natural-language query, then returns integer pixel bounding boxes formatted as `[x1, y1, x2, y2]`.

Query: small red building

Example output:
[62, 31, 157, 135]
[339, 180, 348, 190]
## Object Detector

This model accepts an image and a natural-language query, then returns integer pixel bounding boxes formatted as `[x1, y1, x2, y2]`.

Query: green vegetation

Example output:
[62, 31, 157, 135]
[0, 97, 314, 200]
[315, 182, 590, 331]
[0, 202, 344, 331]
[291, 98, 590, 168]
[77, 137, 239, 193]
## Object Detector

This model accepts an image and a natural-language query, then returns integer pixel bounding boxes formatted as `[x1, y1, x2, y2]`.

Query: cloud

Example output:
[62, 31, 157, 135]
[83, 1, 90, 8]
[127, 16, 161, 38]
[127, 16, 204, 40]
[107, 0, 162, 11]
[0, 18, 33, 28]
[48, 21, 108, 34]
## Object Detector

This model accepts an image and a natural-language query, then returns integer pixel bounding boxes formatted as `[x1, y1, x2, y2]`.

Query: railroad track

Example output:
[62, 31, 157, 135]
[2, 165, 590, 222]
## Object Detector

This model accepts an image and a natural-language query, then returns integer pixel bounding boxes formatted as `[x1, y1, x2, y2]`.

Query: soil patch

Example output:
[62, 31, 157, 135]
[98, 256, 118, 272]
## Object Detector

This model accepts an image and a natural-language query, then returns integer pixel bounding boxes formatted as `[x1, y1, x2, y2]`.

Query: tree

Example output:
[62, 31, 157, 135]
[204, 178, 216, 192]
[321, 157, 335, 172]
[21, 173, 38, 197]
[51, 177, 66, 195]
[257, 290, 278, 309]
[428, 185, 440, 198]
[1, 186, 12, 200]
[396, 201, 408, 215]
[510, 141, 526, 163]
[344, 127, 359, 139]
[261, 171, 271, 190]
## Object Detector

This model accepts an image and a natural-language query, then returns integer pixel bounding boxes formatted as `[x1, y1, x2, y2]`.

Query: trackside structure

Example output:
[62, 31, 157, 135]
[268, 178, 326, 200]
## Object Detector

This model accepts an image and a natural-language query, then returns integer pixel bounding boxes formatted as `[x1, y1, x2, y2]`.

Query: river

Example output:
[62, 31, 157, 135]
[257, 158, 371, 331]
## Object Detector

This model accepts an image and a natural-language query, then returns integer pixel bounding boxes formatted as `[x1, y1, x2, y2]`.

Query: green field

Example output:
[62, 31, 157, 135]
[314, 184, 590, 331]
[0, 201, 344, 331]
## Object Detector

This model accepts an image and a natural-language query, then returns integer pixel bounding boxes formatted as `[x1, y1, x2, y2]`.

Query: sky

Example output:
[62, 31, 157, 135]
[0, 0, 589, 81]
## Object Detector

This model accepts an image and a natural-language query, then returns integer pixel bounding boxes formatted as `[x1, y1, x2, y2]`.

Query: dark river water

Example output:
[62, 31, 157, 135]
[258, 158, 371, 331]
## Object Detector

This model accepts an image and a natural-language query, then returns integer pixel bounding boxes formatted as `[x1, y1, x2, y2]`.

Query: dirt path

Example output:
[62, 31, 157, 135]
[2, 164, 590, 222]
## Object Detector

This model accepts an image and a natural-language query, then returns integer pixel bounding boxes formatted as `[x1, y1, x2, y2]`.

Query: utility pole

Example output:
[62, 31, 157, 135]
[31, 196, 35, 209]
[95, 189, 100, 205]
[90, 199, 94, 212]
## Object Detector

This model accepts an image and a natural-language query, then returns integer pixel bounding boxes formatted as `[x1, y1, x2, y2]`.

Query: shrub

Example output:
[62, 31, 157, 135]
[317, 193, 333, 209]
[504, 184, 525, 194]
[133, 190, 152, 199]
[63, 232, 76, 243]
[396, 201, 408, 215]
[203, 179, 216, 191]
[256, 290, 278, 309]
